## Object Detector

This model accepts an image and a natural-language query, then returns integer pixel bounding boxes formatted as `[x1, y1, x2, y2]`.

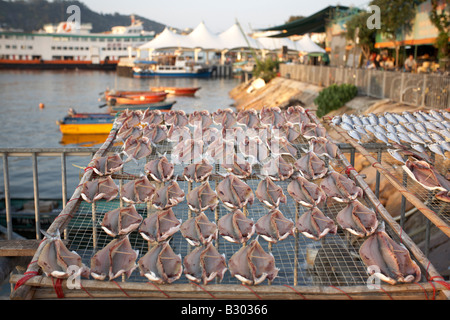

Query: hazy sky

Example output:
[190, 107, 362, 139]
[80, 0, 370, 33]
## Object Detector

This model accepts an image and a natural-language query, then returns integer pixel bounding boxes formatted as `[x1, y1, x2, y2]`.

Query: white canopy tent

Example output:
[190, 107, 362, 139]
[186, 22, 224, 50]
[139, 27, 193, 50]
[295, 35, 326, 53]
[219, 23, 259, 50]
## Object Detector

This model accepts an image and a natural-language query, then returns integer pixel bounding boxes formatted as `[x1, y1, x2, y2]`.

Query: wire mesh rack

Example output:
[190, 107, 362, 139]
[10, 109, 450, 300]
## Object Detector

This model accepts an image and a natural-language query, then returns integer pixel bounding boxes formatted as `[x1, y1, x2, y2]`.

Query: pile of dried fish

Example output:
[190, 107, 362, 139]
[332, 110, 450, 203]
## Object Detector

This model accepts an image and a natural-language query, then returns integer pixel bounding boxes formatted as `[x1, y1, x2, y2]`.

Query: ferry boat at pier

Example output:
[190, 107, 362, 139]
[0, 17, 155, 70]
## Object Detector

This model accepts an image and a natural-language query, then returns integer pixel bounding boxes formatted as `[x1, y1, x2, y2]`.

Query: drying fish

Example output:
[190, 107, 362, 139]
[418, 132, 433, 144]
[122, 136, 153, 162]
[164, 110, 189, 127]
[38, 229, 89, 279]
[403, 159, 450, 192]
[101, 205, 143, 237]
[394, 124, 409, 135]
[116, 109, 142, 127]
[261, 155, 294, 181]
[373, 130, 391, 146]
[80, 176, 119, 203]
[141, 109, 164, 126]
[121, 176, 156, 204]
[186, 181, 219, 213]
[441, 141, 450, 152]
[117, 123, 142, 142]
[430, 132, 445, 143]
[144, 155, 174, 182]
[238, 136, 270, 165]
[397, 132, 413, 144]
[296, 207, 337, 240]
[350, 115, 363, 126]
[236, 109, 261, 128]
[218, 210, 255, 244]
[320, 171, 363, 203]
[410, 143, 425, 153]
[183, 159, 213, 183]
[138, 241, 182, 284]
[188, 110, 213, 129]
[348, 129, 363, 142]
[255, 176, 287, 209]
[212, 108, 236, 128]
[359, 225, 421, 285]
[91, 153, 124, 176]
[285, 105, 310, 125]
[90, 236, 138, 281]
[384, 112, 399, 125]
[336, 200, 378, 237]
[172, 138, 204, 164]
[402, 111, 417, 123]
[204, 138, 235, 165]
[228, 238, 279, 285]
[221, 154, 253, 178]
[387, 149, 407, 164]
[287, 175, 326, 208]
[152, 180, 186, 210]
[255, 209, 295, 243]
[300, 122, 326, 140]
[294, 150, 328, 180]
[407, 132, 426, 145]
[386, 132, 402, 145]
[167, 125, 191, 143]
[139, 208, 181, 243]
[142, 124, 168, 144]
[340, 121, 354, 132]
[307, 137, 339, 159]
[276, 122, 302, 143]
[430, 109, 445, 121]
[184, 242, 227, 285]
[428, 143, 448, 159]
[331, 115, 342, 126]
[216, 173, 254, 211]
[342, 113, 354, 125]
[180, 212, 218, 246]
[260, 106, 286, 128]
[195, 126, 221, 145]
[269, 137, 297, 158]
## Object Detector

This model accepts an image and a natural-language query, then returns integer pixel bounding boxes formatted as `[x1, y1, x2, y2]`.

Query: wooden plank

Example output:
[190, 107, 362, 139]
[0, 240, 69, 257]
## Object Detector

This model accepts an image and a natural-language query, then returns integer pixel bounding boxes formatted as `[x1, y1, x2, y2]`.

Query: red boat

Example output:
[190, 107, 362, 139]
[151, 86, 201, 96]
[105, 90, 168, 105]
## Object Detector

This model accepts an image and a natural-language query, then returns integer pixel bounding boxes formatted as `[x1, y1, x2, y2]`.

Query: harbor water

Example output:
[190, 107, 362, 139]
[0, 70, 240, 199]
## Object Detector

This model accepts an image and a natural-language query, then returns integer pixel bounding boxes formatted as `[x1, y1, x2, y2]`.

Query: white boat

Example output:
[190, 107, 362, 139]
[0, 16, 155, 70]
[132, 56, 213, 78]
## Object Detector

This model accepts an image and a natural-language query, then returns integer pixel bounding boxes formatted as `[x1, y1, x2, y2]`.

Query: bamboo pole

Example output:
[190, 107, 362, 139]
[9, 274, 450, 300]
[10, 120, 120, 300]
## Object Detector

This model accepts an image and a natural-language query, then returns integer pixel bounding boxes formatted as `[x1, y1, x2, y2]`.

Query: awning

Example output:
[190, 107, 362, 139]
[261, 5, 350, 38]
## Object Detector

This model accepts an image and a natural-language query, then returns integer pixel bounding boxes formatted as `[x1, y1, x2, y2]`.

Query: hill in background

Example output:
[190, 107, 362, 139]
[0, 0, 167, 33]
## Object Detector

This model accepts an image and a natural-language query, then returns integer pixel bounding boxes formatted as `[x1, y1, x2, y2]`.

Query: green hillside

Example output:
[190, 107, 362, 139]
[0, 0, 167, 33]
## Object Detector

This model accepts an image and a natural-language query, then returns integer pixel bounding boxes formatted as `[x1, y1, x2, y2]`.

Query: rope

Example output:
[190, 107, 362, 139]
[80, 283, 95, 298]
[190, 282, 216, 299]
[240, 283, 262, 300]
[112, 280, 131, 298]
[329, 285, 352, 300]
[378, 286, 394, 300]
[147, 282, 171, 299]
[13, 271, 39, 291]
[283, 284, 307, 300]
[51, 277, 65, 298]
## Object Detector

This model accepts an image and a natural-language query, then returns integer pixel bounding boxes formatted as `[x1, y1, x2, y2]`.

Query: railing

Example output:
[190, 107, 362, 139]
[0, 148, 98, 240]
[279, 64, 450, 109]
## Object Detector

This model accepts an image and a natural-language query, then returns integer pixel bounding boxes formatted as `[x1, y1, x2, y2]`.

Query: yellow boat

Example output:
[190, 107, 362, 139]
[57, 113, 115, 134]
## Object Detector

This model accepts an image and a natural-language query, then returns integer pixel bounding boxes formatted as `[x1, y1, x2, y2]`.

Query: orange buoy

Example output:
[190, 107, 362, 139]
[39, 103, 45, 109]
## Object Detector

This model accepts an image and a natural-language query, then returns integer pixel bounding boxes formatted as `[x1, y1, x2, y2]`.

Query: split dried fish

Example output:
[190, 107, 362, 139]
[260, 155, 294, 181]
[101, 205, 143, 237]
[186, 180, 219, 213]
[294, 150, 328, 180]
[139, 208, 181, 243]
[296, 207, 337, 240]
[320, 171, 363, 203]
[121, 176, 156, 204]
[255, 208, 295, 243]
[216, 173, 254, 211]
[180, 212, 218, 246]
[80, 176, 119, 203]
[403, 159, 450, 192]
[228, 238, 279, 285]
[152, 180, 186, 210]
[138, 241, 182, 284]
[287, 175, 326, 208]
[184, 242, 227, 285]
[144, 155, 174, 182]
[359, 225, 421, 285]
[164, 110, 189, 127]
[90, 236, 138, 281]
[336, 200, 378, 237]
[183, 159, 213, 183]
[218, 210, 255, 244]
[255, 176, 287, 209]
[92, 153, 124, 176]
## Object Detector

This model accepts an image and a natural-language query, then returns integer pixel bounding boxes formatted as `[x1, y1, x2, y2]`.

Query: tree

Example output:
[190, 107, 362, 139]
[345, 11, 377, 65]
[369, 0, 418, 68]
[429, 0, 450, 70]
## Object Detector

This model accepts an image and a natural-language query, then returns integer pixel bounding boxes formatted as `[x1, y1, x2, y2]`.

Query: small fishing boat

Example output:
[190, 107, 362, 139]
[108, 100, 176, 113]
[57, 112, 115, 134]
[132, 57, 212, 78]
[151, 86, 201, 96]
[107, 91, 168, 105]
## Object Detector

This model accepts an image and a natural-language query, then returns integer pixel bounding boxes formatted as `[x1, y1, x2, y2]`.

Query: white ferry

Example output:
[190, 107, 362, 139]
[0, 17, 156, 70]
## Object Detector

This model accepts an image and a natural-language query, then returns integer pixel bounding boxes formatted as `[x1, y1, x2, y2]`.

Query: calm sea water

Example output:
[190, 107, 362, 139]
[0, 70, 240, 199]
